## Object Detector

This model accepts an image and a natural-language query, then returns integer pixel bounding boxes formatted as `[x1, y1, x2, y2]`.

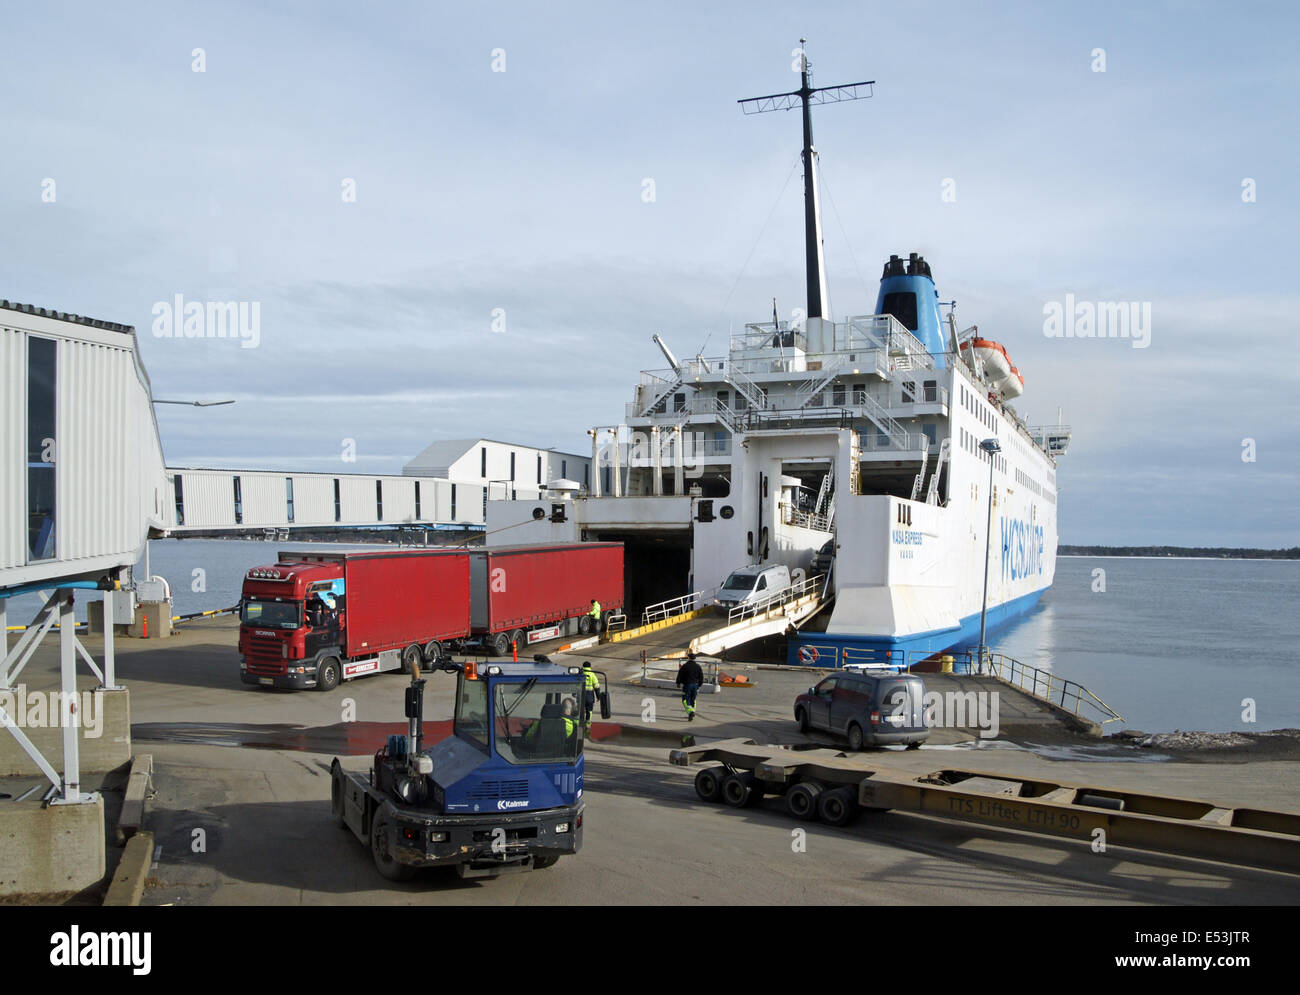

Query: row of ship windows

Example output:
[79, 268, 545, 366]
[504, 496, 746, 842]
[958, 426, 1006, 473]
[958, 381, 998, 434]
[1014, 466, 1058, 505]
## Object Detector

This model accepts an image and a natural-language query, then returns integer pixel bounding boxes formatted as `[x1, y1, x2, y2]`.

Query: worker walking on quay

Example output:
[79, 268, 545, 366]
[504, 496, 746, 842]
[675, 651, 704, 722]
[582, 661, 600, 729]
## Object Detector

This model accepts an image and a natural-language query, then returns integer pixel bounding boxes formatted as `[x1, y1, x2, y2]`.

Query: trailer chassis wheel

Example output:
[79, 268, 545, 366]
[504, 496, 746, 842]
[722, 772, 763, 808]
[577, 615, 594, 636]
[786, 781, 823, 821]
[316, 657, 341, 692]
[818, 785, 860, 827]
[423, 640, 443, 665]
[510, 629, 527, 654]
[401, 644, 422, 674]
[694, 766, 725, 803]
[490, 631, 512, 657]
[370, 810, 415, 882]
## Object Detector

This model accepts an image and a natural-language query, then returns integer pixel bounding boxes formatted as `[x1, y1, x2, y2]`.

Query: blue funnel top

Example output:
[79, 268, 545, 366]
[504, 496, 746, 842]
[875, 253, 947, 369]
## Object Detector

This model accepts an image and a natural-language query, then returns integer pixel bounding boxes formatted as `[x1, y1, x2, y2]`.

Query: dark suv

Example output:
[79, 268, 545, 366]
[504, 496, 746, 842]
[794, 672, 930, 750]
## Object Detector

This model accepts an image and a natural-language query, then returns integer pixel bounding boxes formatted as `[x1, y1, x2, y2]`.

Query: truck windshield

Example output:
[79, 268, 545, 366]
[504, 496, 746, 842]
[241, 599, 300, 629]
[493, 680, 584, 765]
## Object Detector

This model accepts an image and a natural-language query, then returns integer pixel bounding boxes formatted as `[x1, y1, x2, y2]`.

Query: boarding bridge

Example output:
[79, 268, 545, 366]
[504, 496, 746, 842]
[2, 303, 169, 821]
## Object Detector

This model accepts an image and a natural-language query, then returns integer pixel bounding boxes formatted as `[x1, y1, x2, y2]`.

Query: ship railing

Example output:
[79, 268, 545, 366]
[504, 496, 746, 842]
[640, 658, 720, 690]
[641, 589, 715, 627]
[781, 503, 833, 532]
[726, 574, 824, 625]
[975, 652, 1123, 724]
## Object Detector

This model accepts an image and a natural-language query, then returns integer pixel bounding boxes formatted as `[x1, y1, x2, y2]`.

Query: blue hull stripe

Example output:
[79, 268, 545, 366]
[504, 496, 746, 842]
[788, 587, 1046, 665]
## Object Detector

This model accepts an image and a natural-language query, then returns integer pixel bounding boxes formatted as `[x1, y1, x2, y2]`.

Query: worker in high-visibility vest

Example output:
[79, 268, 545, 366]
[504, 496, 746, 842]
[581, 661, 601, 728]
[588, 599, 602, 632]
[524, 698, 578, 754]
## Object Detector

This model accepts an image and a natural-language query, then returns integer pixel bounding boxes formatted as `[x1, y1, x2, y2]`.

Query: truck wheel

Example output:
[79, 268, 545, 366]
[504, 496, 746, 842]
[796, 707, 810, 734]
[401, 644, 422, 674]
[490, 631, 512, 657]
[786, 781, 823, 821]
[846, 722, 865, 752]
[317, 657, 341, 692]
[577, 615, 593, 635]
[370, 811, 415, 882]
[423, 640, 443, 665]
[694, 766, 724, 803]
[532, 855, 560, 870]
[510, 630, 527, 654]
[818, 785, 859, 827]
[722, 772, 762, 808]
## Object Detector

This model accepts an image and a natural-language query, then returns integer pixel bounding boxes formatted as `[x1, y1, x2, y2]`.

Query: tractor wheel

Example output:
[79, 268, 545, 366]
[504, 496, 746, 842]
[370, 810, 415, 882]
[532, 855, 560, 870]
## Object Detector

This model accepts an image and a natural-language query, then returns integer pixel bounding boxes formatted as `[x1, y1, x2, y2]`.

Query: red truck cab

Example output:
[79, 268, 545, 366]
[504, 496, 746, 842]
[239, 559, 349, 689]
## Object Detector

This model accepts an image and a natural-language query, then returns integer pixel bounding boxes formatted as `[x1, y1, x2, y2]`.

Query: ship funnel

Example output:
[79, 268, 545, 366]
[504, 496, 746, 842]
[876, 251, 947, 368]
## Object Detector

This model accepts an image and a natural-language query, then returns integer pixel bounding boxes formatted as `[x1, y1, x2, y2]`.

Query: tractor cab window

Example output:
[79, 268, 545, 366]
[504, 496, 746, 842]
[454, 675, 490, 749]
[493, 679, 584, 765]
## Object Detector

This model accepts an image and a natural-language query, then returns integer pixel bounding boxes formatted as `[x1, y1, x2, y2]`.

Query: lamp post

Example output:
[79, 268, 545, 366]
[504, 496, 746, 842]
[977, 437, 1002, 672]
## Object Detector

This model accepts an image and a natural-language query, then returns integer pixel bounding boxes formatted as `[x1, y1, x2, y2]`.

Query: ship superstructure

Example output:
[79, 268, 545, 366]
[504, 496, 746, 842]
[486, 48, 1071, 664]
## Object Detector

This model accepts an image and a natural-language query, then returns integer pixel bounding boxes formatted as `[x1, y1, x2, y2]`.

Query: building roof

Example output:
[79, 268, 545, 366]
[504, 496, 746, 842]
[404, 438, 589, 472]
[1, 300, 134, 334]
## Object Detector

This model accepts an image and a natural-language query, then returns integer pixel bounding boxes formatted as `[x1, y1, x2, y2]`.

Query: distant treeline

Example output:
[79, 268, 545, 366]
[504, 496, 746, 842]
[1061, 545, 1300, 560]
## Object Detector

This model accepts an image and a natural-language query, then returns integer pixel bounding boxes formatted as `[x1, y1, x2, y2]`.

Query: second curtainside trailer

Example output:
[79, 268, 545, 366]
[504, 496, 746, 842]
[468, 543, 624, 656]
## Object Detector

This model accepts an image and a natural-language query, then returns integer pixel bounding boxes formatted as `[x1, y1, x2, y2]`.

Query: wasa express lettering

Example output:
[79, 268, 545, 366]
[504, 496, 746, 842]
[49, 927, 151, 976]
[1001, 517, 1045, 581]
[891, 529, 923, 546]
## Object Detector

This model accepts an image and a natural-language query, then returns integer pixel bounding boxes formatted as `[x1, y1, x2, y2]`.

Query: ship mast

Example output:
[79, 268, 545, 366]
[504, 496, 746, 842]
[739, 42, 874, 321]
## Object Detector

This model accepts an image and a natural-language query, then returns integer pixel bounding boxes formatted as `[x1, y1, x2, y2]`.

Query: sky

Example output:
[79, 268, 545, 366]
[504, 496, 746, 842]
[3, 0, 1297, 546]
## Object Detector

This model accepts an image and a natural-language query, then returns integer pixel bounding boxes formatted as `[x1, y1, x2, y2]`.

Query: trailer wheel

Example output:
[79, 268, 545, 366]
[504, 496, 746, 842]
[722, 772, 762, 808]
[846, 722, 865, 752]
[423, 640, 443, 665]
[490, 631, 512, 657]
[577, 615, 594, 636]
[796, 707, 810, 734]
[694, 766, 724, 803]
[401, 645, 422, 674]
[786, 781, 823, 821]
[532, 855, 560, 870]
[370, 811, 415, 882]
[510, 630, 527, 654]
[818, 786, 859, 827]
[317, 657, 341, 692]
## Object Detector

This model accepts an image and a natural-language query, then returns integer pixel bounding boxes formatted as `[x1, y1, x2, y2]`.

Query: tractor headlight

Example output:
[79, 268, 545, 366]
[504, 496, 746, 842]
[555, 823, 570, 834]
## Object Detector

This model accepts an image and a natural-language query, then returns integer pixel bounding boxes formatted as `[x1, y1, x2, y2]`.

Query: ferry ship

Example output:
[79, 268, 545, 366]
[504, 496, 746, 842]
[487, 50, 1071, 666]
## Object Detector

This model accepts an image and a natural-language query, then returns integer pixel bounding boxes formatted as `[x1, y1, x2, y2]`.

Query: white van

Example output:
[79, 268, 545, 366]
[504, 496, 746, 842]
[714, 564, 792, 611]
